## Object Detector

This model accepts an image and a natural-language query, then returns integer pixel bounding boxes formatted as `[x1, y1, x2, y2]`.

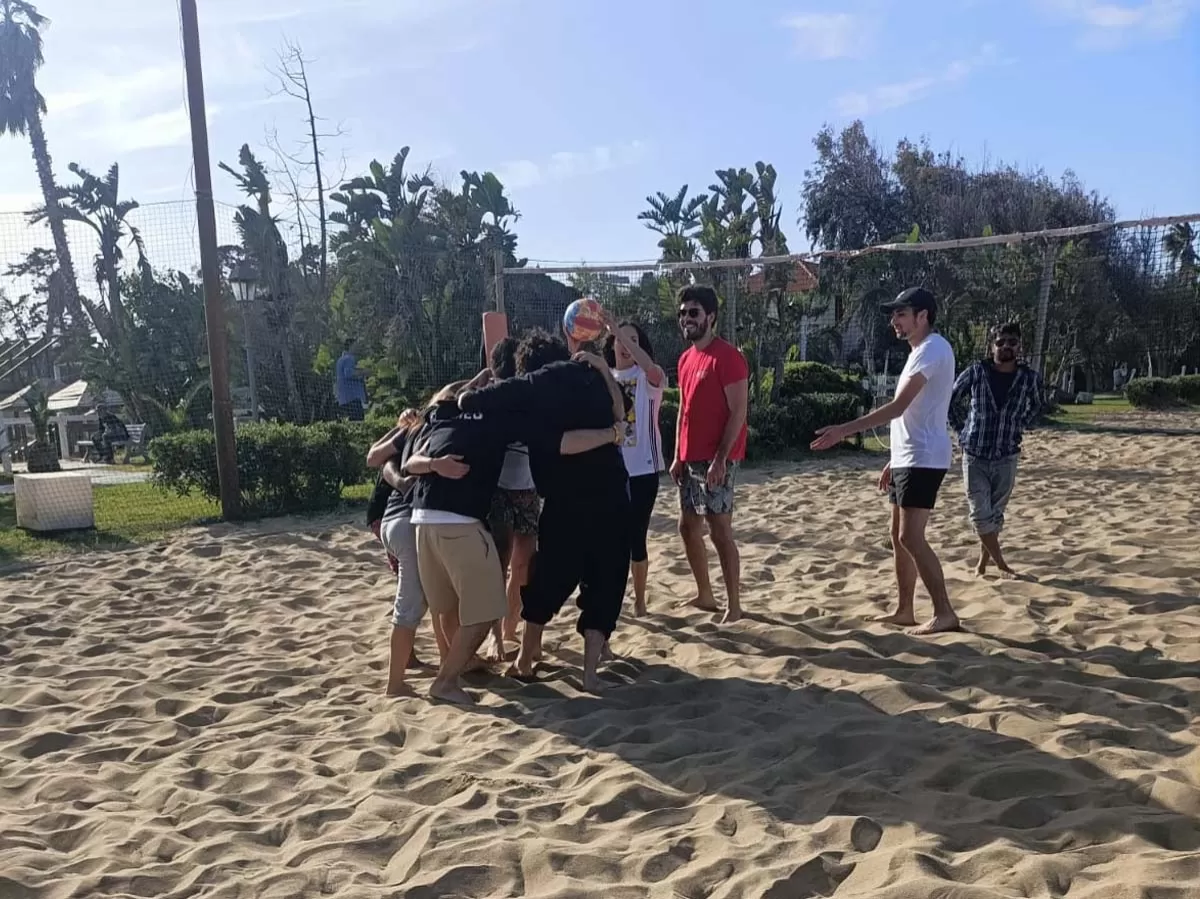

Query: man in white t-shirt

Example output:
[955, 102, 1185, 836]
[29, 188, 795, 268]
[810, 287, 960, 636]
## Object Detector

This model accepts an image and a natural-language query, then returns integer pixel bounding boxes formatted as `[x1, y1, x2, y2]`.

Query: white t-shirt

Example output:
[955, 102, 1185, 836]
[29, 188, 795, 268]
[497, 444, 535, 491]
[612, 365, 665, 477]
[890, 333, 955, 470]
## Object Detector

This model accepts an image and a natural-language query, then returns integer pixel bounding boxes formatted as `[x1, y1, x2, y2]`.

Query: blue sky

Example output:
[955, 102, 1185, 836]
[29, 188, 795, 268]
[0, 0, 1197, 268]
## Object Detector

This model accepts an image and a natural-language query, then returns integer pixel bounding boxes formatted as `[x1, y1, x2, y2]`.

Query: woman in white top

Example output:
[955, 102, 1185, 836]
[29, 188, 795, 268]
[601, 314, 666, 616]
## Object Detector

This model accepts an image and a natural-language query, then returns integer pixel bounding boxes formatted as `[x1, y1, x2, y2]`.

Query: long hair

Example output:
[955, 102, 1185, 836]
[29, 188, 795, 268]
[489, 336, 519, 380]
[407, 380, 468, 433]
[602, 320, 655, 368]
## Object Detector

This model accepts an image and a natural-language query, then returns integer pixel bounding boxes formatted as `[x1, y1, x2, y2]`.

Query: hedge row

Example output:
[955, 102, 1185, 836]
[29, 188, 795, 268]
[658, 390, 862, 463]
[1125, 375, 1200, 409]
[150, 420, 374, 515]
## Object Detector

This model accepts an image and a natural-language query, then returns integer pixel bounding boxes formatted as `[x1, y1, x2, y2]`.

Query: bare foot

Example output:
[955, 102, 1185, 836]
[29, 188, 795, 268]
[582, 670, 606, 693]
[385, 682, 418, 698]
[482, 634, 506, 663]
[996, 565, 1019, 580]
[465, 655, 492, 673]
[908, 614, 962, 636]
[721, 606, 743, 624]
[872, 611, 918, 626]
[632, 599, 647, 617]
[429, 681, 476, 705]
[407, 654, 434, 671]
[974, 561, 988, 577]
[505, 656, 537, 681]
[683, 596, 720, 613]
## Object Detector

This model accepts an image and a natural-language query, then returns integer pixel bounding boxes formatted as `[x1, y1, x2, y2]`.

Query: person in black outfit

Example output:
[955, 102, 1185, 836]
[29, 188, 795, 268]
[391, 377, 623, 705]
[91, 406, 129, 464]
[458, 328, 632, 693]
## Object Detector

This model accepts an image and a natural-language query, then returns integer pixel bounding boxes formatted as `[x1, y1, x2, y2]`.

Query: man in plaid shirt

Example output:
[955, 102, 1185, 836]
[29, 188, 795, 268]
[949, 322, 1043, 577]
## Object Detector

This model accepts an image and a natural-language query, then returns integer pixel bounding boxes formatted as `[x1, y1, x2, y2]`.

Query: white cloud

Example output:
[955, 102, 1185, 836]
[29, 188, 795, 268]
[496, 141, 649, 190]
[781, 12, 875, 59]
[833, 44, 1006, 117]
[1036, 0, 1197, 47]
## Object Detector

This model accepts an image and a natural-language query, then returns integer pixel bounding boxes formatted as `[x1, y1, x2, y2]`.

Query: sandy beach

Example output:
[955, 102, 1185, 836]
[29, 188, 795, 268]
[2, 419, 1199, 899]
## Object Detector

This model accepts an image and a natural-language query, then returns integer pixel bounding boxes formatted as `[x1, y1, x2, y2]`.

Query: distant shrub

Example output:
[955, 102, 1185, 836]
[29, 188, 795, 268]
[150, 420, 374, 516]
[1125, 377, 1194, 409]
[761, 362, 869, 404]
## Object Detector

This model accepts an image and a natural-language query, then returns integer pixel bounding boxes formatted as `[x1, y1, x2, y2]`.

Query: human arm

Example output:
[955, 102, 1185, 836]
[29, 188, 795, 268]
[559, 424, 623, 455]
[1021, 372, 1044, 429]
[403, 453, 470, 479]
[670, 392, 685, 484]
[366, 425, 406, 469]
[573, 352, 625, 424]
[458, 368, 535, 414]
[600, 309, 665, 387]
[380, 458, 413, 493]
[810, 372, 928, 451]
[947, 367, 973, 433]
[706, 346, 750, 486]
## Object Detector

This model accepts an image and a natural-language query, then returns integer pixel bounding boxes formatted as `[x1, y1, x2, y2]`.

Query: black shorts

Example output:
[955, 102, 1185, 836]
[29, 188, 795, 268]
[521, 490, 631, 638]
[888, 467, 947, 510]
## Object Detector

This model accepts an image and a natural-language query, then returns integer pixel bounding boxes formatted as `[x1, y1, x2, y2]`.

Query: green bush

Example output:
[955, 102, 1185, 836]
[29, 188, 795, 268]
[1125, 376, 1196, 409]
[762, 362, 869, 404]
[1173, 374, 1200, 404]
[747, 392, 862, 459]
[150, 420, 375, 515]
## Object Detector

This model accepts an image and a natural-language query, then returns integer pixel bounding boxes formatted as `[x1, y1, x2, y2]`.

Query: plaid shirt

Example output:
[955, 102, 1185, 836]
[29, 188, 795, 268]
[949, 362, 1042, 460]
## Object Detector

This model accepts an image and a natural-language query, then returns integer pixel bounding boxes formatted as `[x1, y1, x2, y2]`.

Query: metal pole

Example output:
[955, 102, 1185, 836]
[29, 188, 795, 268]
[180, 0, 242, 520]
[240, 303, 260, 423]
[493, 248, 506, 315]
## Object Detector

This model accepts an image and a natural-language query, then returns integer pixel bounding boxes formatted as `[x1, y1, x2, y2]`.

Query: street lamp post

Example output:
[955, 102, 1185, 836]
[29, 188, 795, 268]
[229, 263, 261, 423]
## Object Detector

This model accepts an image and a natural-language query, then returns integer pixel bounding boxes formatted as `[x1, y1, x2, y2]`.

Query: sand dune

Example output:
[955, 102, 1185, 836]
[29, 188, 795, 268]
[2, 419, 1199, 898]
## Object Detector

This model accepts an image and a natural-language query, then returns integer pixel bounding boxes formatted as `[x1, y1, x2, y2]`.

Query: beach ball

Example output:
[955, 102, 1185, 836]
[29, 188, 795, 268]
[563, 297, 606, 342]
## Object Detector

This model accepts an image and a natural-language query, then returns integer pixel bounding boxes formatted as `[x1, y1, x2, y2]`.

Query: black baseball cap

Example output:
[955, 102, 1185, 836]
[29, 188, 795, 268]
[881, 286, 936, 315]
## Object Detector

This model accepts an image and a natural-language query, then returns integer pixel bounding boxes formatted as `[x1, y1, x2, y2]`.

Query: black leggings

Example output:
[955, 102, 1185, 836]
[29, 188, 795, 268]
[627, 473, 660, 563]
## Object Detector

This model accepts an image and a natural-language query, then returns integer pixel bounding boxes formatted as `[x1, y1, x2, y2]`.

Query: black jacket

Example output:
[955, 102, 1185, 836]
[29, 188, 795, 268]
[458, 360, 626, 500]
[409, 400, 525, 523]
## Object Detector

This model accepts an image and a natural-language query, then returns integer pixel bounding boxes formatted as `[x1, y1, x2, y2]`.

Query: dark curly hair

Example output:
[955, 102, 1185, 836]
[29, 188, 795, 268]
[602, 320, 655, 368]
[516, 328, 570, 374]
[489, 336, 519, 380]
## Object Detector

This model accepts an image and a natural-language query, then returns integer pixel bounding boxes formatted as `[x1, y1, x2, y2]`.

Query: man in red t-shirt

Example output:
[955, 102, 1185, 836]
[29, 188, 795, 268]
[669, 285, 749, 623]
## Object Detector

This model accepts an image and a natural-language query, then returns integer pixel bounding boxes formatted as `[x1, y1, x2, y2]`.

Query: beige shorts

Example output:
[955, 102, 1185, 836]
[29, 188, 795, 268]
[415, 522, 507, 627]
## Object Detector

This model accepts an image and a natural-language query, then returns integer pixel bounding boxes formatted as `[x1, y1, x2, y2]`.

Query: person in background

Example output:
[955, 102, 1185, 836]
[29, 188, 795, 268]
[335, 338, 368, 421]
[91, 405, 129, 464]
[485, 336, 541, 661]
[602, 312, 666, 617]
[949, 321, 1043, 578]
[670, 284, 750, 624]
[810, 286, 960, 636]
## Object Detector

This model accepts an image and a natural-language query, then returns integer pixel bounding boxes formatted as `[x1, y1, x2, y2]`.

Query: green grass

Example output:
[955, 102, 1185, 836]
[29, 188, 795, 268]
[1047, 393, 1133, 422]
[0, 480, 376, 567]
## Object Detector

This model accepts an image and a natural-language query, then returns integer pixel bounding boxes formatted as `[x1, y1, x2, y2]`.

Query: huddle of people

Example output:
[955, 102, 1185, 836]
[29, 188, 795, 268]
[364, 284, 750, 704]
[365, 281, 1043, 702]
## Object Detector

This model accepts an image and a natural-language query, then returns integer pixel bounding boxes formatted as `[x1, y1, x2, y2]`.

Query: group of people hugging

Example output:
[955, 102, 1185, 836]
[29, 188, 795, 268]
[364, 310, 667, 705]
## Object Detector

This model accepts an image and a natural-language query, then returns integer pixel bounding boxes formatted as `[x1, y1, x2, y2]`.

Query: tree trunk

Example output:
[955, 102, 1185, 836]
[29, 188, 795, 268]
[27, 111, 81, 330]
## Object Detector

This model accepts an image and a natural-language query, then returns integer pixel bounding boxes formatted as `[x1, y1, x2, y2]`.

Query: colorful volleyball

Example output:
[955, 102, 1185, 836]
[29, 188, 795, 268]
[563, 297, 606, 342]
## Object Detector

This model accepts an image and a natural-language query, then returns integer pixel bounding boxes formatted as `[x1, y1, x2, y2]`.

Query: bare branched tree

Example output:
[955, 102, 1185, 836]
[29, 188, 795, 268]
[268, 39, 345, 296]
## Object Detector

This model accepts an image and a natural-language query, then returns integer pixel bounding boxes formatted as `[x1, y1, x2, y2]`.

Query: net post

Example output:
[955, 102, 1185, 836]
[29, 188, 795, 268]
[1030, 239, 1061, 381]
[180, 0, 242, 521]
[492, 248, 506, 315]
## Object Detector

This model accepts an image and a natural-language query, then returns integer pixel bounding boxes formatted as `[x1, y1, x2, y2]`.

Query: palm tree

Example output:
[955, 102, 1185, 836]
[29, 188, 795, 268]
[31, 162, 148, 346]
[0, 0, 80, 329]
[1163, 222, 1197, 278]
[638, 185, 705, 263]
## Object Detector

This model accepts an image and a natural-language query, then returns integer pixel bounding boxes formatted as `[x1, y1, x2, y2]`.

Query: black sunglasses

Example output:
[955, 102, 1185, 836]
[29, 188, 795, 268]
[994, 337, 1019, 347]
[678, 307, 703, 319]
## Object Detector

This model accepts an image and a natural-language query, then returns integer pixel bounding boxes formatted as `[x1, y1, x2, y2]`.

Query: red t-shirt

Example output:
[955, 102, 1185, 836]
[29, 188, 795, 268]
[677, 337, 749, 463]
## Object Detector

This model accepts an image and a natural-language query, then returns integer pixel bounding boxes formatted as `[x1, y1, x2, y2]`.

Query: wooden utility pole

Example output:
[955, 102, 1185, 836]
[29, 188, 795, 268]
[180, 0, 242, 520]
